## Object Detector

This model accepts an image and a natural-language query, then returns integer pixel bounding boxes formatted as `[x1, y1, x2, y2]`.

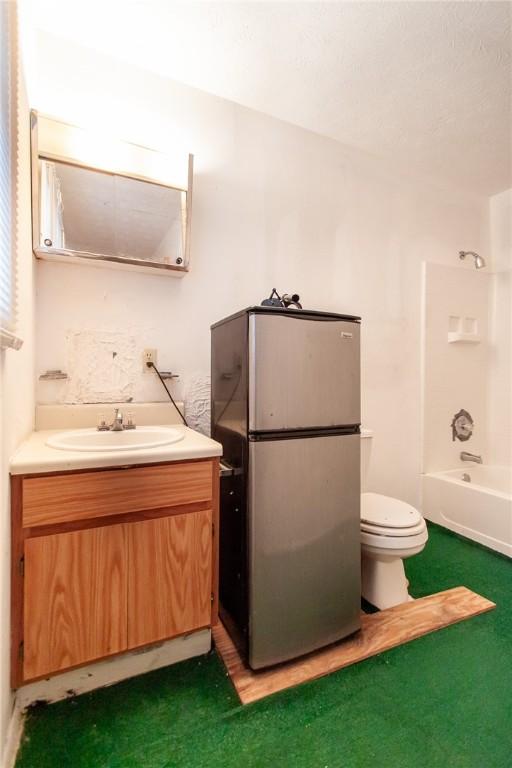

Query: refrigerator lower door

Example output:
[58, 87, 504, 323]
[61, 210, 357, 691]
[248, 433, 360, 669]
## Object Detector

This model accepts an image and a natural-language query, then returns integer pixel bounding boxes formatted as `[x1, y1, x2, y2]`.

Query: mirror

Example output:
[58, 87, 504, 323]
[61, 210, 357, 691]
[31, 112, 193, 275]
[38, 159, 187, 268]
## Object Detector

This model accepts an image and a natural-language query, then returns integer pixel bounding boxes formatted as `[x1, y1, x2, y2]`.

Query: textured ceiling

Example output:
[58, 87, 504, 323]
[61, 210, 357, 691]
[29, 1, 512, 196]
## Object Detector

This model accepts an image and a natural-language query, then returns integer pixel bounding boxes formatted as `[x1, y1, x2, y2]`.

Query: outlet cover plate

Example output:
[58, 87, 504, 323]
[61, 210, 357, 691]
[142, 348, 158, 373]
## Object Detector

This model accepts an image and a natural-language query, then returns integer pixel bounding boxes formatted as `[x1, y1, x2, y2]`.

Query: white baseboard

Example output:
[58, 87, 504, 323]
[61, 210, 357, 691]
[1, 703, 24, 768]
[2, 630, 210, 767]
[16, 628, 211, 710]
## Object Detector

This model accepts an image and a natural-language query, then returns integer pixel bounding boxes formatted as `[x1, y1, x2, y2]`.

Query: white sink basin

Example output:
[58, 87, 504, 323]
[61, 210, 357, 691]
[46, 426, 184, 453]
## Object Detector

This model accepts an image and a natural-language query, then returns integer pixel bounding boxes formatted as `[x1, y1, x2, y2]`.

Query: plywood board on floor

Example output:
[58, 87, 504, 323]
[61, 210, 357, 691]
[213, 586, 495, 704]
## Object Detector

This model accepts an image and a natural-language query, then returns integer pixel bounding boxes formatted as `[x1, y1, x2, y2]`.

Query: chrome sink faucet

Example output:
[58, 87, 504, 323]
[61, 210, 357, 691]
[111, 408, 124, 431]
[97, 408, 136, 431]
[460, 451, 482, 464]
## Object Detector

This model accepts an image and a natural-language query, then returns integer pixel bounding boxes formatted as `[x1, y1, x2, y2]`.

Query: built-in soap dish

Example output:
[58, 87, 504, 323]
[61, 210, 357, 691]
[448, 332, 482, 344]
[447, 316, 481, 344]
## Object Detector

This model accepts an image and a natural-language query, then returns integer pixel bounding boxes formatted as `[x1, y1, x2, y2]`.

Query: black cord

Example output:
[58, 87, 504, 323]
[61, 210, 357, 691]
[147, 361, 188, 427]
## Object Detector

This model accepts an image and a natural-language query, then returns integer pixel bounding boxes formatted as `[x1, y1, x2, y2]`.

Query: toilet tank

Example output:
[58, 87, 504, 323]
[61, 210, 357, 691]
[361, 430, 373, 492]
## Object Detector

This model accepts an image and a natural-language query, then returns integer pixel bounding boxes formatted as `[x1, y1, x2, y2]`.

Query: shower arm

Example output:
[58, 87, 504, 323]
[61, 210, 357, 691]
[459, 250, 486, 269]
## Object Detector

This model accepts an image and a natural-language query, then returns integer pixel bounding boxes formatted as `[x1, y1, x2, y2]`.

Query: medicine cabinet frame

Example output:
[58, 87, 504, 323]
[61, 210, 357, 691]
[30, 110, 193, 276]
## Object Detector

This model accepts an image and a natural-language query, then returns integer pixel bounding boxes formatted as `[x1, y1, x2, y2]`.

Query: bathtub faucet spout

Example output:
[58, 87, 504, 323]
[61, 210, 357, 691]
[460, 451, 483, 464]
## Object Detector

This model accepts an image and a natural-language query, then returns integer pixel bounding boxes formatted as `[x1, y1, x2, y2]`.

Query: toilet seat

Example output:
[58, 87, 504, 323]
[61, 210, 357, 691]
[360, 518, 427, 537]
[360, 526, 428, 552]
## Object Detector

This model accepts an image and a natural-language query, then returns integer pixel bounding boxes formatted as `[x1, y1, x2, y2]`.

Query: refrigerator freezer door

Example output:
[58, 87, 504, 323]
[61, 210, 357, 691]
[248, 433, 360, 669]
[248, 313, 360, 432]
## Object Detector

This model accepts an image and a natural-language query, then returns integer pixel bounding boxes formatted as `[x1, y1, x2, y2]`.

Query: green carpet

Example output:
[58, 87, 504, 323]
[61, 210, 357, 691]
[15, 524, 512, 768]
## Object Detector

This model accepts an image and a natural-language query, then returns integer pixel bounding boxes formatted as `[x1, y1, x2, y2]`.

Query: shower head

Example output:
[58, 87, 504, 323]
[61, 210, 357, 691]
[459, 250, 486, 269]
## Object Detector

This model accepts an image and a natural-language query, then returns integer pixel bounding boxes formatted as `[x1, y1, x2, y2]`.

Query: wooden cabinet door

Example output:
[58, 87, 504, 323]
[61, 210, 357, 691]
[24, 525, 128, 680]
[127, 510, 212, 648]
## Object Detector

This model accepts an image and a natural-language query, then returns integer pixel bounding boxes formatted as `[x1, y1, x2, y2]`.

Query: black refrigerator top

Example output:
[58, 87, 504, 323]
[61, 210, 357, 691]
[211, 305, 361, 329]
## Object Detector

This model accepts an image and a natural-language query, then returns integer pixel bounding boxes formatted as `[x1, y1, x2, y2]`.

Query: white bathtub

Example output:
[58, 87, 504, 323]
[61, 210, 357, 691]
[422, 465, 512, 557]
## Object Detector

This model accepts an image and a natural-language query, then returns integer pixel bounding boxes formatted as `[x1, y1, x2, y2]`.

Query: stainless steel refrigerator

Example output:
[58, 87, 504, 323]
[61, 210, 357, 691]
[211, 306, 361, 669]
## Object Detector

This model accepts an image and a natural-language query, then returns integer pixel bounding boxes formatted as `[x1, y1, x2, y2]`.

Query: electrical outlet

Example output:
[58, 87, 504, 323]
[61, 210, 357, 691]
[142, 348, 157, 373]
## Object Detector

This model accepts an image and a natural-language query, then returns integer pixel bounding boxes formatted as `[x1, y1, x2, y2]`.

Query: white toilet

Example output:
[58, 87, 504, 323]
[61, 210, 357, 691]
[360, 492, 428, 610]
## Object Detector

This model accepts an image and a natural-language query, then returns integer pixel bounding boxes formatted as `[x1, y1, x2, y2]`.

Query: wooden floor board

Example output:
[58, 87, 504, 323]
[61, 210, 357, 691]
[213, 586, 495, 704]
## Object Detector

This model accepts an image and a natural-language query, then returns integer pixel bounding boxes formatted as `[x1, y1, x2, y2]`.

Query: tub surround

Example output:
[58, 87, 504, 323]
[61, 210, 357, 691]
[422, 262, 489, 474]
[419, 261, 511, 557]
[488, 189, 512, 469]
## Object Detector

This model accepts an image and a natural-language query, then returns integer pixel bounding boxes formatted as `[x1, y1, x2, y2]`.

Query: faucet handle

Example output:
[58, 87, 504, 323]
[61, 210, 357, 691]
[97, 412, 109, 431]
[124, 411, 136, 430]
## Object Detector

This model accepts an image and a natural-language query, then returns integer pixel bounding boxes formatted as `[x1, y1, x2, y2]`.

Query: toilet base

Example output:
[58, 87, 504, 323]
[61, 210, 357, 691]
[361, 552, 411, 610]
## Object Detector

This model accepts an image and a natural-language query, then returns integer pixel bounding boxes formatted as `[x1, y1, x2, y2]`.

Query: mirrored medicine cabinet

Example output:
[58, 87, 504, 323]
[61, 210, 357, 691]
[31, 111, 193, 275]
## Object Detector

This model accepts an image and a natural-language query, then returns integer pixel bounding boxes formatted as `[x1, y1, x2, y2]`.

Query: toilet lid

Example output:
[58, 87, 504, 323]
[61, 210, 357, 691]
[361, 492, 422, 529]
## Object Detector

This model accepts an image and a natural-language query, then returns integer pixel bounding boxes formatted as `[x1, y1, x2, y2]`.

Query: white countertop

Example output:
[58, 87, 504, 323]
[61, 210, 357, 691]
[10, 426, 223, 475]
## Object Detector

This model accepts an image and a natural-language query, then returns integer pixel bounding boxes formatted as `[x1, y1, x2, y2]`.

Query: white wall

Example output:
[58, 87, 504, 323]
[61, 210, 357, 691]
[0, 55, 34, 768]
[488, 189, 512, 466]
[31, 31, 489, 505]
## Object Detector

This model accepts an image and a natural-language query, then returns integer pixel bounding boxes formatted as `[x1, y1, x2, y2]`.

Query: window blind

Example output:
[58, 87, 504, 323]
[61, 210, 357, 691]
[0, 2, 21, 350]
